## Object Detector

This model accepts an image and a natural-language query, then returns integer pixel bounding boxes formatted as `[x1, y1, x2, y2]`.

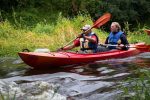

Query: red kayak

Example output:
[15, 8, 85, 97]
[18, 43, 149, 69]
[145, 30, 150, 35]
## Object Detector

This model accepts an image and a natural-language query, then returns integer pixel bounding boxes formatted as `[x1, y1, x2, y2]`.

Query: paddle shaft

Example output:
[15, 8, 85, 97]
[63, 26, 94, 48]
[100, 44, 149, 49]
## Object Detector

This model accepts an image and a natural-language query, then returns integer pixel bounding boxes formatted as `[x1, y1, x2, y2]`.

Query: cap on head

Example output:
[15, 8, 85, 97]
[81, 24, 91, 31]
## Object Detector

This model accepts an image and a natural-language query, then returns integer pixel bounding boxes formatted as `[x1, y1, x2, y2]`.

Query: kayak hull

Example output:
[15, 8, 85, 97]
[18, 43, 146, 69]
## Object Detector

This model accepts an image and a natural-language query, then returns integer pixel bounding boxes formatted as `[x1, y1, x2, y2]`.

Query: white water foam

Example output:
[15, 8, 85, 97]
[0, 81, 66, 100]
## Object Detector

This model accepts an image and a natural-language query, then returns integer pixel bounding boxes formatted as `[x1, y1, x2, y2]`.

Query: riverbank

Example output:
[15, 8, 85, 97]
[0, 14, 150, 57]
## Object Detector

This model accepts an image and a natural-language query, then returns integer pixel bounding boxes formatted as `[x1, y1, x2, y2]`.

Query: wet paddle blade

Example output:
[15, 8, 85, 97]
[92, 13, 111, 28]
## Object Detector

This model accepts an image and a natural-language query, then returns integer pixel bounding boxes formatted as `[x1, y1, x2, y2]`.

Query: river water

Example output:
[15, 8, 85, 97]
[0, 53, 150, 100]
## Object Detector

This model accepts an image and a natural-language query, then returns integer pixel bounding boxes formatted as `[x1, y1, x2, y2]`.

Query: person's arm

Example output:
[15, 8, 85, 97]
[63, 38, 80, 50]
[57, 38, 80, 51]
[118, 34, 129, 50]
[62, 44, 76, 50]
[105, 37, 109, 44]
[120, 34, 129, 45]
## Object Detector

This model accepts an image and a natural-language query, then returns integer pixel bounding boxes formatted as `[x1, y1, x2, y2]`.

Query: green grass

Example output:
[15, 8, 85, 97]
[0, 11, 150, 57]
[0, 12, 104, 56]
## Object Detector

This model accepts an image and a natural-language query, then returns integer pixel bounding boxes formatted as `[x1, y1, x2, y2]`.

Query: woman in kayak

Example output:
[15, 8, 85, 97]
[97, 22, 129, 52]
[57, 24, 99, 53]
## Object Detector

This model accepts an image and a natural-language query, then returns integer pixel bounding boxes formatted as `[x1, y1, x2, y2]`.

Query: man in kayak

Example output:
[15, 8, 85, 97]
[97, 22, 129, 52]
[57, 24, 99, 53]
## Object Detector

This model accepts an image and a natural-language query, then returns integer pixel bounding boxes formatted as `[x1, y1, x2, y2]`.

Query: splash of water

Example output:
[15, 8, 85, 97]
[0, 81, 66, 100]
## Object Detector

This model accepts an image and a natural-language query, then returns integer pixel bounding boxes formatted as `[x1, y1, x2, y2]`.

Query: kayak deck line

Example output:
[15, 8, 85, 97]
[57, 52, 71, 58]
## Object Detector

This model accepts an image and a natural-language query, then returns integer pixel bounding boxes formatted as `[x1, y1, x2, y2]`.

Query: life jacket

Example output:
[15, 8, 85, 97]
[80, 32, 99, 53]
[108, 31, 123, 49]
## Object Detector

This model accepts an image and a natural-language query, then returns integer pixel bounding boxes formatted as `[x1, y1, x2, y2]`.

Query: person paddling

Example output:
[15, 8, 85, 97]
[97, 22, 129, 52]
[57, 25, 99, 53]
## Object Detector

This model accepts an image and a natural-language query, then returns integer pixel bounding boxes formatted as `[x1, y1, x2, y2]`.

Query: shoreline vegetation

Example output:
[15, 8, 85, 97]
[0, 0, 150, 57]
[0, 13, 150, 57]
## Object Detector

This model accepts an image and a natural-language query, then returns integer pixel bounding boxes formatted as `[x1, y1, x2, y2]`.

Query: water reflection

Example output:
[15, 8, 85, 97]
[0, 57, 28, 78]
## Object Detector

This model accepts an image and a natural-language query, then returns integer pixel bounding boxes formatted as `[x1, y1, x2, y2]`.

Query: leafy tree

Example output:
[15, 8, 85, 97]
[0, 0, 149, 29]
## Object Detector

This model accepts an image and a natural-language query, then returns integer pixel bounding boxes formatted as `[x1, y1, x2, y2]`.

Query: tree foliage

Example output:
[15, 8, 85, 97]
[0, 0, 150, 29]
